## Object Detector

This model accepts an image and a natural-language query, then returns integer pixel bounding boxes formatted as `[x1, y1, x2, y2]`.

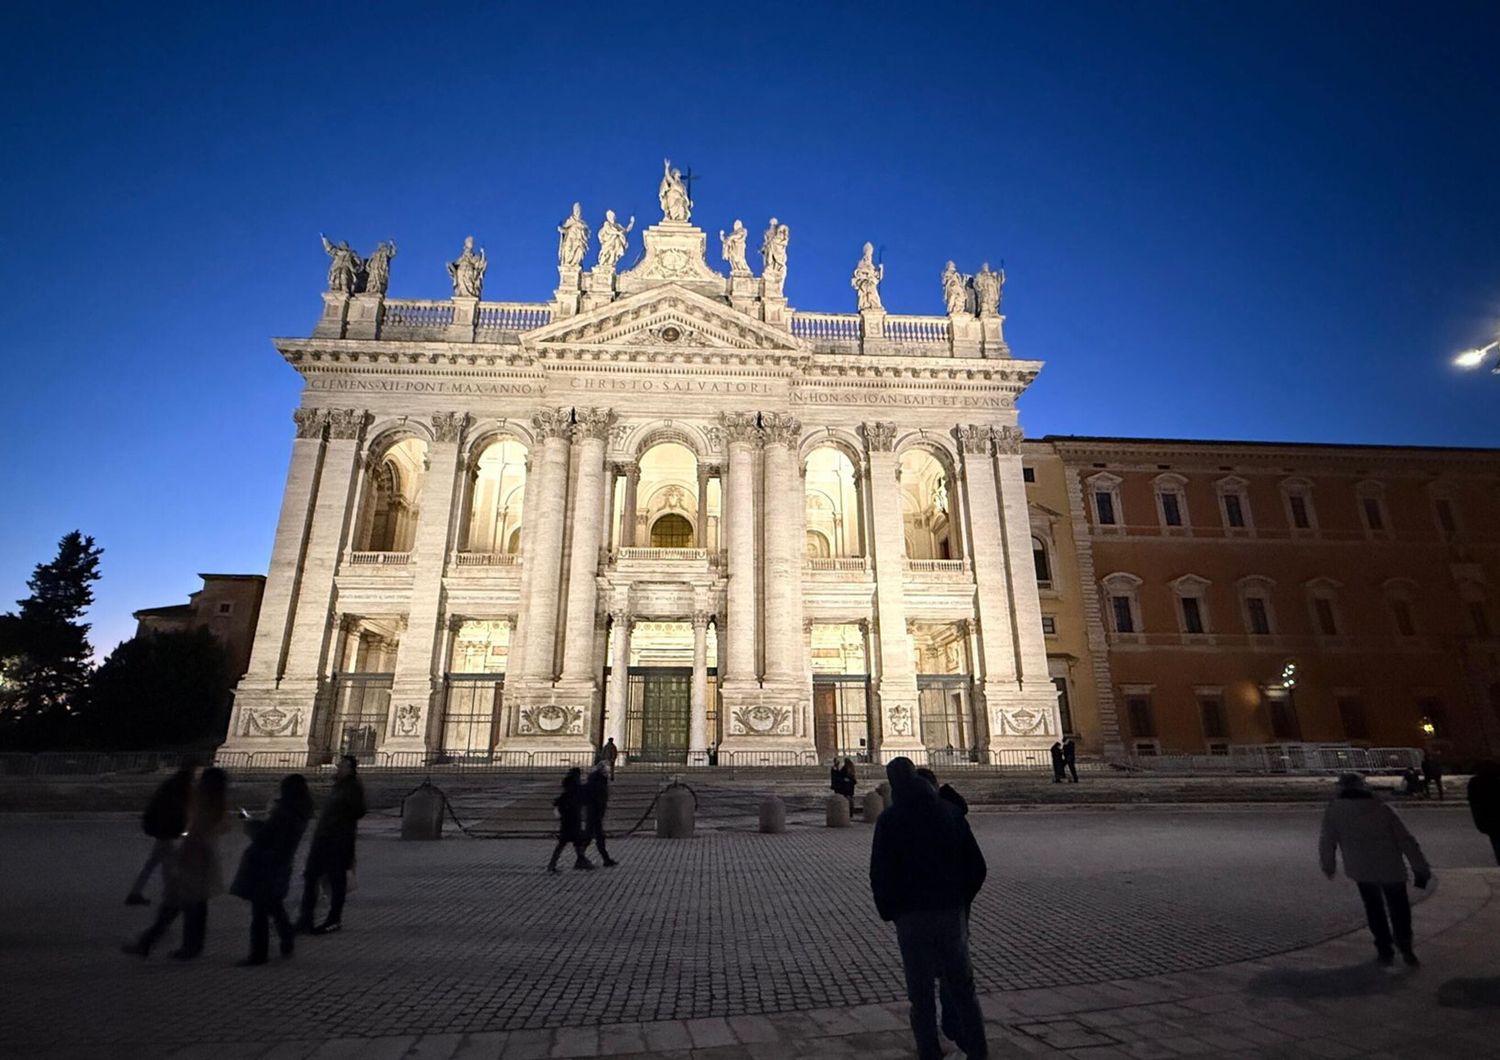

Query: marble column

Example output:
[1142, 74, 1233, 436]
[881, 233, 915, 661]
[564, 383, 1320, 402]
[760, 414, 804, 685]
[620, 463, 640, 547]
[603, 610, 631, 748]
[517, 408, 573, 684]
[861, 421, 921, 756]
[695, 464, 711, 548]
[558, 408, 613, 684]
[955, 425, 1020, 718]
[689, 610, 710, 761]
[503, 454, 540, 686]
[387, 412, 469, 751]
[992, 426, 1059, 707]
[720, 413, 761, 688]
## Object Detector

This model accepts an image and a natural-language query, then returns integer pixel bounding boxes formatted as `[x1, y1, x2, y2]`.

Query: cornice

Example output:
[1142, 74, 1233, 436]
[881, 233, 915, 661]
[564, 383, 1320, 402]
[1040, 435, 1500, 470]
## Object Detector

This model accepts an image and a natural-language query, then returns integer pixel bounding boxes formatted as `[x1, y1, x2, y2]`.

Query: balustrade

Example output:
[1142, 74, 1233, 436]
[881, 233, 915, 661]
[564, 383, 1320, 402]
[614, 547, 710, 563]
[380, 300, 454, 336]
[791, 312, 861, 342]
[347, 551, 413, 567]
[805, 557, 870, 572]
[883, 315, 950, 344]
[453, 552, 522, 568]
[475, 302, 553, 336]
[903, 557, 972, 574]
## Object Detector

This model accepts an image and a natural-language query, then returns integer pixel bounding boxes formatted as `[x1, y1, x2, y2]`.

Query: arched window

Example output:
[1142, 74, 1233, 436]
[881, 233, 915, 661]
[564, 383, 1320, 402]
[633, 442, 701, 550]
[900, 448, 957, 560]
[355, 437, 427, 552]
[462, 438, 528, 554]
[1032, 537, 1052, 587]
[805, 446, 861, 557]
[650, 513, 693, 548]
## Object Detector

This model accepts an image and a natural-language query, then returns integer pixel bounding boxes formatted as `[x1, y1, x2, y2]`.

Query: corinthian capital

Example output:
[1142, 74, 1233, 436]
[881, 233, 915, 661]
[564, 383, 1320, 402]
[993, 425, 1024, 455]
[860, 421, 897, 452]
[532, 407, 574, 441]
[954, 424, 991, 455]
[293, 408, 328, 439]
[572, 406, 615, 442]
[721, 411, 763, 446]
[430, 412, 469, 444]
[324, 409, 369, 441]
[761, 412, 802, 448]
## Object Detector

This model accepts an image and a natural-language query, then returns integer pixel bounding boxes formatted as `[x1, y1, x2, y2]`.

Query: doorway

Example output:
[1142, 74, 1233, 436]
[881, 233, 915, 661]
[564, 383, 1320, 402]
[625, 667, 692, 762]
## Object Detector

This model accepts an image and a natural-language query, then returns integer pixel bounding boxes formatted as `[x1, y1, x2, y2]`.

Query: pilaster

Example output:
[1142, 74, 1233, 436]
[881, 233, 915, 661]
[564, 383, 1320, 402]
[345, 292, 385, 340]
[689, 610, 710, 763]
[861, 421, 921, 757]
[446, 296, 478, 342]
[313, 291, 349, 338]
[554, 266, 584, 317]
[556, 408, 614, 704]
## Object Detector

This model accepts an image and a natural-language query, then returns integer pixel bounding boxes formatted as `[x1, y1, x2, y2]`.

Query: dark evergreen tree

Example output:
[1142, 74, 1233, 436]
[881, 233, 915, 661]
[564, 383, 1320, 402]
[79, 627, 232, 748]
[0, 532, 103, 746]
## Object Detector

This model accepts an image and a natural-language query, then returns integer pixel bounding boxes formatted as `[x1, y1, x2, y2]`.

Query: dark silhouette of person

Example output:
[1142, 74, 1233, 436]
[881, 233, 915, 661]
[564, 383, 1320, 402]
[297, 755, 367, 935]
[831, 757, 857, 810]
[1467, 761, 1500, 866]
[231, 774, 314, 966]
[1319, 772, 1431, 966]
[603, 737, 619, 779]
[547, 768, 593, 872]
[1402, 766, 1425, 797]
[1421, 752, 1444, 800]
[125, 759, 197, 905]
[582, 761, 618, 867]
[1062, 738, 1079, 783]
[1049, 741, 1065, 783]
[915, 765, 971, 1044]
[916, 767, 968, 816]
[123, 767, 229, 959]
[870, 757, 988, 1060]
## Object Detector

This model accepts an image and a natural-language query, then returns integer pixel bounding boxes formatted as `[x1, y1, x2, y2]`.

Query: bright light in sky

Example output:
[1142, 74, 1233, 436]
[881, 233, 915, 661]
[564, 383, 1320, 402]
[1454, 343, 1496, 368]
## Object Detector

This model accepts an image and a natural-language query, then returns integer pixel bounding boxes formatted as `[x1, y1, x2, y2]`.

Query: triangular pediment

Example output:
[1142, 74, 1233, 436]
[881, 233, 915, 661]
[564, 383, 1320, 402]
[524, 285, 803, 353]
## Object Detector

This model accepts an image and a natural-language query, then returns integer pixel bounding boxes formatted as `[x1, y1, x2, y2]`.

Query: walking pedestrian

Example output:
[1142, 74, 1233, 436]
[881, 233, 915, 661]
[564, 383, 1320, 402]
[547, 767, 593, 872]
[1421, 752, 1444, 801]
[1063, 737, 1079, 783]
[870, 757, 988, 1060]
[603, 737, 619, 779]
[583, 761, 618, 868]
[1049, 741, 1065, 783]
[1319, 772, 1431, 967]
[1467, 761, 1500, 866]
[916, 767, 968, 815]
[231, 774, 314, 966]
[831, 757, 856, 810]
[124, 758, 196, 906]
[296, 755, 367, 936]
[122, 767, 229, 959]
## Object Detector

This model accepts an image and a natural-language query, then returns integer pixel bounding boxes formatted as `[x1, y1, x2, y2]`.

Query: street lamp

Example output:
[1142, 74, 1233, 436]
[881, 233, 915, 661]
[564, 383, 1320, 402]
[1454, 339, 1500, 373]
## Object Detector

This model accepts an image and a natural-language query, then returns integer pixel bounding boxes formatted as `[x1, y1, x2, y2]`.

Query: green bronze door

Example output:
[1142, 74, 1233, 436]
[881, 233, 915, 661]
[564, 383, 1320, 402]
[626, 668, 692, 763]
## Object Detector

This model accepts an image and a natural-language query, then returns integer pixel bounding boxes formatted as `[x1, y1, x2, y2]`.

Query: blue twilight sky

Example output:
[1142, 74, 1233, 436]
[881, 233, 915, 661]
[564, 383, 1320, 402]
[3, 1, 1499, 655]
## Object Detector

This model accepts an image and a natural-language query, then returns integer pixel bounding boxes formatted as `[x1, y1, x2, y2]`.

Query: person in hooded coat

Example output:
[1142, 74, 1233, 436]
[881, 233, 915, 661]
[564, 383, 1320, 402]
[1467, 761, 1500, 866]
[547, 767, 592, 873]
[125, 760, 196, 905]
[231, 773, 314, 965]
[1049, 741, 1065, 783]
[1319, 772, 1431, 966]
[870, 757, 988, 1060]
[297, 755, 367, 935]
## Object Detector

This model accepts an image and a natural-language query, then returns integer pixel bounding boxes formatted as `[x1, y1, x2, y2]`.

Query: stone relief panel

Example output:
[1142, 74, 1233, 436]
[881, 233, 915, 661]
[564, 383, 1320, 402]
[995, 705, 1052, 737]
[518, 704, 586, 736]
[394, 703, 422, 737]
[731, 703, 792, 736]
[241, 705, 304, 738]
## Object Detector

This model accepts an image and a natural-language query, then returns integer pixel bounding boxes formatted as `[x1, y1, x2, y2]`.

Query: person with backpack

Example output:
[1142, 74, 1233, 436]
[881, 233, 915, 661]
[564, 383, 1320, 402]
[296, 755, 367, 936]
[231, 774, 314, 965]
[125, 759, 196, 906]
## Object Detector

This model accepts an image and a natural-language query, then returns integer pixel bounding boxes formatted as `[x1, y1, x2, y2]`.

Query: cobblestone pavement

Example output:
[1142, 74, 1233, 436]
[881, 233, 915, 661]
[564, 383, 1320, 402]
[0, 807, 1491, 1057]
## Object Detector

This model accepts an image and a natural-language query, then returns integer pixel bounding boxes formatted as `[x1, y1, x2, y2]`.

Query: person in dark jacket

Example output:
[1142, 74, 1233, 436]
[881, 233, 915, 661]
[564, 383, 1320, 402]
[125, 761, 197, 905]
[1421, 752, 1444, 800]
[1062, 738, 1079, 783]
[582, 761, 618, 867]
[603, 737, 619, 779]
[123, 767, 229, 959]
[297, 756, 367, 935]
[547, 768, 593, 872]
[870, 757, 988, 1060]
[1049, 741, 1065, 783]
[831, 758, 857, 810]
[916, 767, 968, 816]
[231, 774, 314, 965]
[1468, 761, 1500, 866]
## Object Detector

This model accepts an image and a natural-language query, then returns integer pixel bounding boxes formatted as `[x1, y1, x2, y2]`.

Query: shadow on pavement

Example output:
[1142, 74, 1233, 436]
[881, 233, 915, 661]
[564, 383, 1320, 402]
[1247, 962, 1407, 1000]
[1437, 977, 1500, 1009]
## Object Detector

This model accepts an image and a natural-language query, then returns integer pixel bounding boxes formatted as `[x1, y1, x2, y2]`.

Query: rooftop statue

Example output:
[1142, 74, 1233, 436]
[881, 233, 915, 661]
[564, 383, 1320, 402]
[363, 240, 397, 296]
[760, 218, 790, 295]
[720, 219, 750, 276]
[557, 202, 592, 270]
[973, 262, 1004, 318]
[941, 260, 970, 316]
[447, 236, 487, 299]
[596, 209, 635, 271]
[321, 235, 362, 294]
[851, 241, 884, 312]
[658, 158, 692, 222]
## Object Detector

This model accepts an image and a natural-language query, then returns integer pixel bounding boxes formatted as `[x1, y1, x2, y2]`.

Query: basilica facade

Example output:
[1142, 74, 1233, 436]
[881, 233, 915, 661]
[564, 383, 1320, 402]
[221, 164, 1060, 767]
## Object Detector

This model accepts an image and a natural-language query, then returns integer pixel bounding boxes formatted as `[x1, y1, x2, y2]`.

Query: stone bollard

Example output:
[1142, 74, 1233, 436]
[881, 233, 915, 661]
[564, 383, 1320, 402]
[862, 789, 886, 822]
[876, 780, 892, 803]
[656, 785, 696, 838]
[825, 794, 851, 827]
[759, 795, 787, 833]
[401, 781, 445, 841]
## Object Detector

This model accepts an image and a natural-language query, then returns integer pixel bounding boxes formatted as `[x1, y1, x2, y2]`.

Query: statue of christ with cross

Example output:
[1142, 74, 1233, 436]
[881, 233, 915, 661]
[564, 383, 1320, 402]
[659, 158, 693, 222]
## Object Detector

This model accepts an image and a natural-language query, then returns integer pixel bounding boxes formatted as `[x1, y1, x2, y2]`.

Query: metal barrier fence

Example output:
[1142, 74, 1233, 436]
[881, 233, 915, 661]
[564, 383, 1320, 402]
[0, 744, 1421, 779]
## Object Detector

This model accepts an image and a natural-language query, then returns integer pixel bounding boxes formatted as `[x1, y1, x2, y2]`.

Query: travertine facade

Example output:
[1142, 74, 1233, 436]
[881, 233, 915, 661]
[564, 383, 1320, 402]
[223, 167, 1060, 766]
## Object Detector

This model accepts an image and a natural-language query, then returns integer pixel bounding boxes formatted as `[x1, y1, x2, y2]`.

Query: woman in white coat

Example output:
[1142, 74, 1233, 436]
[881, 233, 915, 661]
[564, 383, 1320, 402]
[1319, 773, 1431, 966]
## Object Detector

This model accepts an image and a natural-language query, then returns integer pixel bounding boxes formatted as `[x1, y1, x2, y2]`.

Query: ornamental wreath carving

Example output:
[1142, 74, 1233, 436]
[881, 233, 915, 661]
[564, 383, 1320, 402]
[242, 706, 303, 738]
[518, 704, 585, 736]
[394, 703, 422, 737]
[430, 412, 468, 444]
[861, 421, 897, 452]
[731, 704, 792, 736]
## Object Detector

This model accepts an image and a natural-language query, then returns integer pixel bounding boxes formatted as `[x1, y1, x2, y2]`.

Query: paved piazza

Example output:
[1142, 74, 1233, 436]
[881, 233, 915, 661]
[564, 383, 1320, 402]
[1, 807, 1496, 1057]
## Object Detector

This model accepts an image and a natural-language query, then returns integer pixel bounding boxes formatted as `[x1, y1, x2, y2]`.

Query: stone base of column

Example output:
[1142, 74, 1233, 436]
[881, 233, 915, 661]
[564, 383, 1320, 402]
[583, 267, 615, 310]
[728, 274, 757, 315]
[382, 681, 442, 761]
[218, 683, 320, 764]
[984, 685, 1065, 754]
[345, 293, 384, 339]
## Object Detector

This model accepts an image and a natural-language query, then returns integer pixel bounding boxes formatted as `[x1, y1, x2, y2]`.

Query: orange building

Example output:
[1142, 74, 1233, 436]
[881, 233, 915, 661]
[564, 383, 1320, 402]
[1027, 437, 1500, 761]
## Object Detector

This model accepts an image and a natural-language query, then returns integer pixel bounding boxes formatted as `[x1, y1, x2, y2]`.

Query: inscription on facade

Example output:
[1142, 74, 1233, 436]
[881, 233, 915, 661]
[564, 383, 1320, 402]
[309, 378, 539, 395]
[567, 376, 777, 395]
[793, 387, 1013, 408]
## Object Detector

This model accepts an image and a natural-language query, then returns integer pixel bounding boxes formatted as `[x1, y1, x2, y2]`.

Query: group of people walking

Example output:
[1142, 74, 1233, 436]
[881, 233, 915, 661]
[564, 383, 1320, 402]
[548, 760, 617, 872]
[122, 755, 366, 964]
